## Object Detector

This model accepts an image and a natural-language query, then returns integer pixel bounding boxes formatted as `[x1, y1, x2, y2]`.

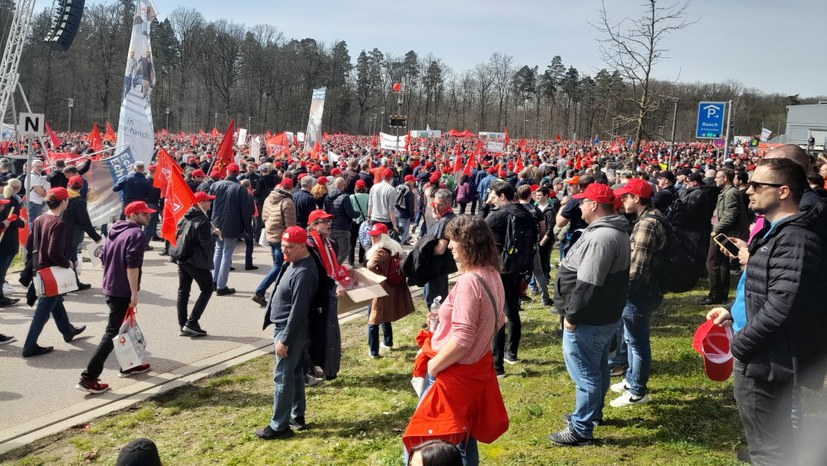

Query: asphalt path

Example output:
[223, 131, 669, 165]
[0, 240, 338, 454]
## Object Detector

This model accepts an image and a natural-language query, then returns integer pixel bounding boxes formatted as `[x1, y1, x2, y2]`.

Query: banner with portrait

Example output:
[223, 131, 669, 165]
[303, 88, 326, 152]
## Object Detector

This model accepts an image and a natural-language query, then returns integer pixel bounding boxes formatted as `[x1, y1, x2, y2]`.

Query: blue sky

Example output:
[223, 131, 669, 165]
[158, 0, 825, 97]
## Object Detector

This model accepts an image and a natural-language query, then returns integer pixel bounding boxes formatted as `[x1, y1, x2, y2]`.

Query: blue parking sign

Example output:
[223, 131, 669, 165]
[696, 102, 726, 139]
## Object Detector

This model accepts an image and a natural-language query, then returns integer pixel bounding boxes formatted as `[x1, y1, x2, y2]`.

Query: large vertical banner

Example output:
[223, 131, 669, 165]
[87, 0, 157, 225]
[303, 87, 326, 152]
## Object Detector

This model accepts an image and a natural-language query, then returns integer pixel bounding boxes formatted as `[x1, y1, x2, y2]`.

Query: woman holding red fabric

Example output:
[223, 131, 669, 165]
[403, 215, 509, 466]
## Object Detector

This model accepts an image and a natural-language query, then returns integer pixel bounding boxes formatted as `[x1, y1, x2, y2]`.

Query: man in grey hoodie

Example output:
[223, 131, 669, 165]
[550, 183, 631, 446]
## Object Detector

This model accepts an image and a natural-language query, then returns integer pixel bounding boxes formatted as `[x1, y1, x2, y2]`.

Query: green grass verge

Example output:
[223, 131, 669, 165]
[2, 278, 824, 465]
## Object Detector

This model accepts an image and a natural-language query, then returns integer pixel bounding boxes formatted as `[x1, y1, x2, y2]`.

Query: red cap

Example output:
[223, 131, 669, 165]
[124, 201, 157, 216]
[331, 168, 342, 176]
[355, 179, 366, 189]
[369, 223, 388, 236]
[226, 163, 240, 174]
[194, 191, 215, 202]
[308, 209, 333, 223]
[210, 170, 223, 180]
[382, 168, 393, 179]
[282, 226, 307, 244]
[191, 169, 205, 178]
[530, 184, 539, 192]
[573, 183, 615, 204]
[281, 178, 294, 189]
[425, 161, 433, 167]
[613, 178, 652, 198]
[148, 164, 157, 171]
[429, 172, 440, 184]
[404, 175, 416, 182]
[297, 173, 307, 181]
[68, 175, 84, 188]
[317, 176, 328, 185]
[311, 164, 323, 173]
[692, 320, 734, 381]
[565, 176, 580, 185]
[46, 187, 69, 201]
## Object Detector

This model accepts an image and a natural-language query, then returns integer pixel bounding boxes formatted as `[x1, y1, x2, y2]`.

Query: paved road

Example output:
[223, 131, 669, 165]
[0, 241, 309, 452]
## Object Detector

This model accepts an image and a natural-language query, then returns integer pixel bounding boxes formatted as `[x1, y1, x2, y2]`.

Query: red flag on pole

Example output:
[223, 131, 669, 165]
[212, 119, 236, 174]
[45, 123, 61, 148]
[555, 133, 562, 142]
[370, 134, 377, 148]
[404, 130, 411, 151]
[87, 124, 104, 153]
[103, 121, 116, 143]
[453, 151, 463, 175]
[463, 152, 476, 177]
[160, 169, 197, 247]
[211, 128, 220, 137]
[503, 127, 510, 147]
[265, 132, 290, 157]
[154, 148, 184, 192]
[514, 155, 524, 174]
[518, 138, 527, 152]
[311, 140, 323, 160]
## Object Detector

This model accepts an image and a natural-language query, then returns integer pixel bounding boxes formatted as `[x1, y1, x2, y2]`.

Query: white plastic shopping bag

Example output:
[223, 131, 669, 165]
[86, 239, 105, 269]
[112, 307, 147, 370]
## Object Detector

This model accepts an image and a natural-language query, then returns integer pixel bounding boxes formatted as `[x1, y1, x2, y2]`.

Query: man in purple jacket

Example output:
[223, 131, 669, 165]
[76, 201, 154, 394]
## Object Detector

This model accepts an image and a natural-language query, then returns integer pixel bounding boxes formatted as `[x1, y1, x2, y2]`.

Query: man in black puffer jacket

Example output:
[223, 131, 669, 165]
[707, 158, 827, 466]
[324, 177, 359, 264]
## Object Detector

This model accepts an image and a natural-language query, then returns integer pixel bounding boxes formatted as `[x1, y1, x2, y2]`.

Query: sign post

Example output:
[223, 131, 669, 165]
[18, 112, 45, 239]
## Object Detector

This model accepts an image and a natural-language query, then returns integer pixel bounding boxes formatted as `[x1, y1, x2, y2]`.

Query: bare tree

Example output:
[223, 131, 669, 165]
[593, 0, 695, 148]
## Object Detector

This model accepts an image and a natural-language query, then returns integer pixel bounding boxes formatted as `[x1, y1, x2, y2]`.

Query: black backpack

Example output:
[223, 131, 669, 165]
[169, 218, 194, 262]
[499, 208, 538, 275]
[650, 213, 705, 293]
[395, 184, 410, 210]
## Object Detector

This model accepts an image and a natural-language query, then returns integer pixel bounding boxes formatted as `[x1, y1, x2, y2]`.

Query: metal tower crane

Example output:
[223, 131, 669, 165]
[0, 0, 37, 128]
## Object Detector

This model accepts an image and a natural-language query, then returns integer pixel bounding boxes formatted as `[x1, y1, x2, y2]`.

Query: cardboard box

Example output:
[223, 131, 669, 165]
[337, 267, 388, 314]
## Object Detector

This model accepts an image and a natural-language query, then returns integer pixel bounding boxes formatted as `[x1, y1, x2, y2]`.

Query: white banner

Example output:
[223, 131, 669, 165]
[486, 141, 504, 152]
[250, 136, 261, 161]
[297, 132, 305, 142]
[303, 88, 326, 152]
[328, 151, 339, 164]
[88, 0, 157, 225]
[379, 132, 406, 151]
[760, 128, 772, 142]
[237, 128, 248, 145]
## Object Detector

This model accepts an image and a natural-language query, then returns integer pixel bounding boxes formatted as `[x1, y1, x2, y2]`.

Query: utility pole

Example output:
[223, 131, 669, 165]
[723, 99, 733, 165]
[67, 98, 74, 132]
[668, 97, 678, 170]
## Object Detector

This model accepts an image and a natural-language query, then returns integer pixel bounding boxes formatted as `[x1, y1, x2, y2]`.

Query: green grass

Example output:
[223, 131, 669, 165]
[2, 278, 825, 465]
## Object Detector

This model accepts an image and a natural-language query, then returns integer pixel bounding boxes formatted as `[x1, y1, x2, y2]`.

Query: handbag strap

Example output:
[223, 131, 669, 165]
[471, 272, 501, 344]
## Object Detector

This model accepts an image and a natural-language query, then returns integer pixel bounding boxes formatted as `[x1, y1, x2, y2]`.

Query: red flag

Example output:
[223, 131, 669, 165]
[311, 140, 323, 160]
[87, 124, 104, 153]
[45, 123, 61, 148]
[555, 133, 562, 142]
[370, 134, 378, 148]
[212, 119, 236, 174]
[265, 132, 290, 157]
[211, 128, 220, 137]
[518, 138, 527, 151]
[453, 151, 463, 175]
[503, 127, 510, 147]
[199, 129, 206, 136]
[160, 169, 197, 247]
[103, 121, 116, 143]
[514, 155, 524, 174]
[154, 148, 184, 191]
[463, 152, 476, 177]
[404, 130, 411, 152]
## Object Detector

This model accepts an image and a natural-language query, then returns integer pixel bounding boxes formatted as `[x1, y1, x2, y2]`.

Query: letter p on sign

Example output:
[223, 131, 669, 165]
[18, 113, 45, 137]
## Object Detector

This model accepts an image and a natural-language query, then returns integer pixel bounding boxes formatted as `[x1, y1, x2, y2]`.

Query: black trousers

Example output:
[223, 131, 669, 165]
[177, 263, 213, 328]
[733, 361, 795, 466]
[82, 295, 130, 379]
[706, 240, 730, 301]
[493, 273, 522, 372]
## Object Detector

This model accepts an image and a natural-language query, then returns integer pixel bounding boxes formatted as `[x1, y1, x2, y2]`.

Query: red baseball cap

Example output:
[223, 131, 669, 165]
[692, 320, 734, 381]
[382, 168, 394, 179]
[565, 176, 580, 185]
[404, 175, 416, 182]
[226, 163, 240, 174]
[282, 226, 307, 244]
[355, 179, 366, 189]
[308, 209, 333, 223]
[311, 164, 323, 173]
[194, 192, 215, 202]
[191, 169, 205, 178]
[331, 168, 342, 176]
[281, 178, 294, 190]
[68, 175, 84, 188]
[317, 176, 328, 185]
[124, 201, 157, 216]
[573, 183, 615, 204]
[46, 187, 69, 201]
[369, 223, 388, 236]
[613, 178, 652, 198]
[210, 170, 223, 180]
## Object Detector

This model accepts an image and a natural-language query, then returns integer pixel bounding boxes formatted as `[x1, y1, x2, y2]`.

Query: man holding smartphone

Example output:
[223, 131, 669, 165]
[706, 158, 827, 465]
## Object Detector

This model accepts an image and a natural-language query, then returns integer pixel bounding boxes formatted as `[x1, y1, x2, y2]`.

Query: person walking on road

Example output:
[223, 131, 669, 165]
[252, 178, 296, 307]
[175, 192, 220, 337]
[20, 187, 86, 357]
[256, 226, 319, 440]
[76, 201, 154, 394]
[209, 163, 254, 296]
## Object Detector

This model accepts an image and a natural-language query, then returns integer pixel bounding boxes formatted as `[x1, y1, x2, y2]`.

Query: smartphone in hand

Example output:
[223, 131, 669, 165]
[714, 233, 741, 257]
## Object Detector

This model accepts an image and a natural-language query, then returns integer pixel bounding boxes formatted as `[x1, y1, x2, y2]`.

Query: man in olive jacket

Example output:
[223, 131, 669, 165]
[699, 168, 748, 305]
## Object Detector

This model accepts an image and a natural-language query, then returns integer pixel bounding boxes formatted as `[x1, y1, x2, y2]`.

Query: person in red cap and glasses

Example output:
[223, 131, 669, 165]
[20, 187, 87, 358]
[550, 182, 630, 446]
[175, 192, 221, 337]
[257, 226, 319, 440]
[608, 178, 668, 409]
[76, 200, 155, 393]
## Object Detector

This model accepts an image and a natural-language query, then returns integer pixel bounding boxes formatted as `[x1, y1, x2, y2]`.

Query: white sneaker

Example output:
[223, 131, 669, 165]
[3, 282, 14, 295]
[380, 343, 393, 351]
[610, 379, 630, 394]
[610, 390, 650, 408]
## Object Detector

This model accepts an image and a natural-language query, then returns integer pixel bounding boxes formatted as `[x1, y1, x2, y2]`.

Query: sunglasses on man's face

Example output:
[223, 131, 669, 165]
[747, 181, 784, 191]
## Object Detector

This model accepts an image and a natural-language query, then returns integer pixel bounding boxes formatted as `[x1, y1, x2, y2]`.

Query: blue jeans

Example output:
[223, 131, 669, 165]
[404, 373, 479, 466]
[256, 243, 284, 297]
[28, 203, 44, 227]
[23, 295, 74, 352]
[367, 320, 393, 356]
[397, 217, 411, 244]
[608, 326, 628, 368]
[423, 273, 448, 309]
[143, 206, 159, 245]
[622, 300, 657, 396]
[562, 321, 620, 438]
[270, 327, 306, 431]
[212, 237, 238, 289]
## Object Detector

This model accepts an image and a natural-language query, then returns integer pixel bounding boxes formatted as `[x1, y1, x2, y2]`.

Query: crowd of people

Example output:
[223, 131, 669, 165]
[0, 129, 826, 465]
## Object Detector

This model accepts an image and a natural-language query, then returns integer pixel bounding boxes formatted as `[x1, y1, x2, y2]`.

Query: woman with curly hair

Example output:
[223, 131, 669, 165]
[403, 215, 509, 466]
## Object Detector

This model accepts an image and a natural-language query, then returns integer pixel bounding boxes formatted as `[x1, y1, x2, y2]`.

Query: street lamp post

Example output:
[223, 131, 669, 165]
[165, 107, 170, 131]
[667, 97, 678, 170]
[214, 112, 218, 130]
[523, 95, 529, 138]
[67, 98, 74, 132]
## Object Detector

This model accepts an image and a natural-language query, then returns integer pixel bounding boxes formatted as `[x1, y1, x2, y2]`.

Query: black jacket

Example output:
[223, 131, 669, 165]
[209, 176, 253, 238]
[0, 196, 25, 257]
[62, 194, 102, 249]
[324, 189, 358, 231]
[174, 206, 216, 270]
[733, 200, 827, 389]
[293, 189, 316, 229]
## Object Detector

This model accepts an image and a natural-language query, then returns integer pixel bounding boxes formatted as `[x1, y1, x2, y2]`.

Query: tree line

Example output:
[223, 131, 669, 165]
[1, 0, 822, 143]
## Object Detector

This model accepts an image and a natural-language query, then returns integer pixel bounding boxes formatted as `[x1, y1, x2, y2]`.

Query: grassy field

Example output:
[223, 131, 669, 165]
[2, 276, 825, 465]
